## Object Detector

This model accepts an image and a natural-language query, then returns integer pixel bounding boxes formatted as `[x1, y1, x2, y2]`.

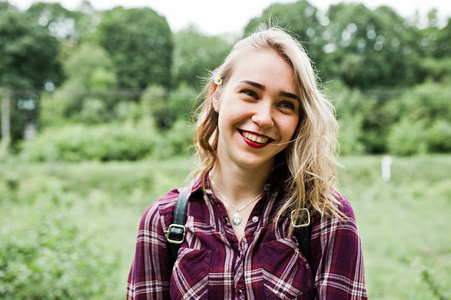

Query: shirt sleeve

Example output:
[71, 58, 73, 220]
[127, 201, 172, 300]
[314, 193, 367, 299]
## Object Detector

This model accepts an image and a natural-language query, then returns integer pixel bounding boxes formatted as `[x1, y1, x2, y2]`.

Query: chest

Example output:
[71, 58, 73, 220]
[169, 213, 315, 299]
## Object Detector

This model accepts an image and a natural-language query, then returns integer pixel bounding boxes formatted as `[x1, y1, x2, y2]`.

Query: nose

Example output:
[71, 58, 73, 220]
[251, 101, 274, 128]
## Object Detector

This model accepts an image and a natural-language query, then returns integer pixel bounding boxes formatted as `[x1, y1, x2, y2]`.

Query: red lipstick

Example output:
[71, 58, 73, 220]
[239, 130, 272, 149]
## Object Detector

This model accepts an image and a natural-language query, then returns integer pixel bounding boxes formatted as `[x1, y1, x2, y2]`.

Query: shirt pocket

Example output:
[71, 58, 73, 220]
[261, 238, 313, 300]
[170, 248, 211, 300]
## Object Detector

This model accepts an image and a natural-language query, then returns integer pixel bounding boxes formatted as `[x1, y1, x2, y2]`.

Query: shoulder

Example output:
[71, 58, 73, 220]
[313, 191, 361, 241]
[139, 175, 204, 230]
[138, 188, 180, 232]
[334, 190, 357, 220]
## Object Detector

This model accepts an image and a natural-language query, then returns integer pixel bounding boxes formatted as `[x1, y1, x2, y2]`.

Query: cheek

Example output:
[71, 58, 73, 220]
[282, 117, 300, 140]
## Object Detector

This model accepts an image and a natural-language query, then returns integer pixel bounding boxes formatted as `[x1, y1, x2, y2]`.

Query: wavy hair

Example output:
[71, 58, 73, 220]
[192, 27, 343, 232]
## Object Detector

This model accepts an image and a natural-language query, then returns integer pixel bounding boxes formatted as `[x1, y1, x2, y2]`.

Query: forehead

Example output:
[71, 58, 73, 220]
[228, 49, 297, 93]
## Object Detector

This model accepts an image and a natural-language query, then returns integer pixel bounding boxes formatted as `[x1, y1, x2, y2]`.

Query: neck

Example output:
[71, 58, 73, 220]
[209, 161, 272, 206]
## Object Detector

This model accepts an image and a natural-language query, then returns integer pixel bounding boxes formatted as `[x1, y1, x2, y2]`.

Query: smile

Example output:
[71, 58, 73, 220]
[239, 130, 273, 148]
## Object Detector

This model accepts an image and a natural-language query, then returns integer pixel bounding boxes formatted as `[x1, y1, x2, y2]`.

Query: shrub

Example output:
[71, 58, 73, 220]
[78, 97, 110, 124]
[21, 121, 157, 162]
[337, 116, 365, 156]
[387, 118, 427, 156]
[427, 119, 451, 153]
[155, 118, 195, 158]
[400, 81, 451, 124]
[0, 187, 119, 299]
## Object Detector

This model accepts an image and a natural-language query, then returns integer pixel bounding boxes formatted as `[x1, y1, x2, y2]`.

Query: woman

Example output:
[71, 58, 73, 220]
[128, 28, 367, 299]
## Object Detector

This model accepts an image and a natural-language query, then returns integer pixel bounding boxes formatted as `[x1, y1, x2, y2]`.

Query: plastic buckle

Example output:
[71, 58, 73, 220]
[166, 224, 186, 244]
[291, 208, 310, 228]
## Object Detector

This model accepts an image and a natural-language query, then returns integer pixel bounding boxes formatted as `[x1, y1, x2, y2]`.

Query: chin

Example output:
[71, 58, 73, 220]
[236, 155, 275, 171]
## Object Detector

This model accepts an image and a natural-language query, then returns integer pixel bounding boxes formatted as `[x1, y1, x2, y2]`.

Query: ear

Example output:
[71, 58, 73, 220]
[212, 86, 220, 113]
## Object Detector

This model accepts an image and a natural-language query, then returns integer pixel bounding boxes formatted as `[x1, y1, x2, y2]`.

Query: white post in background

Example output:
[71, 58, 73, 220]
[381, 156, 393, 182]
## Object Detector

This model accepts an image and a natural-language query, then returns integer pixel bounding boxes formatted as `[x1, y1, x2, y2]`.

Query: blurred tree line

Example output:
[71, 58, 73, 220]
[0, 0, 450, 161]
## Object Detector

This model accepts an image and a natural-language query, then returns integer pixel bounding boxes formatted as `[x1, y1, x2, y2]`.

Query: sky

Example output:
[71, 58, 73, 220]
[7, 0, 451, 35]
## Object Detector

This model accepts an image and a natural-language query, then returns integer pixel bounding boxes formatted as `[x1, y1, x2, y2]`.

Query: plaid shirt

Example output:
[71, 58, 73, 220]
[127, 175, 367, 299]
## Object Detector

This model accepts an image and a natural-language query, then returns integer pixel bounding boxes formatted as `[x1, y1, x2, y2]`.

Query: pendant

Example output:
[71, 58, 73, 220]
[232, 212, 242, 226]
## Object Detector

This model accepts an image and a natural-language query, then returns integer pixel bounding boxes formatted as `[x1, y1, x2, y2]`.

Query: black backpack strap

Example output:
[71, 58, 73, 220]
[295, 225, 312, 266]
[166, 187, 190, 267]
[292, 208, 312, 267]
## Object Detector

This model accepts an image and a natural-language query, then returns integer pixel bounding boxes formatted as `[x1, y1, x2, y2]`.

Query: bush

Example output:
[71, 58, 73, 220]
[167, 83, 199, 120]
[400, 81, 451, 124]
[0, 186, 119, 299]
[21, 120, 157, 162]
[78, 97, 110, 124]
[155, 118, 195, 158]
[337, 116, 365, 156]
[387, 118, 427, 156]
[427, 119, 451, 153]
[329, 82, 371, 155]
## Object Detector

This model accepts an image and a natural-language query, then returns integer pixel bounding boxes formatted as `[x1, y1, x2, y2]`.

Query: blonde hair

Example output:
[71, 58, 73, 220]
[192, 28, 343, 231]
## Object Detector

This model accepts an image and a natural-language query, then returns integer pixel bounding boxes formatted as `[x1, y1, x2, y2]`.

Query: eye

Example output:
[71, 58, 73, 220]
[278, 101, 296, 111]
[241, 89, 258, 99]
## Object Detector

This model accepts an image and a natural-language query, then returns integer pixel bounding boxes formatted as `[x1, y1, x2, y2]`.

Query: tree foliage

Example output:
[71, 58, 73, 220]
[0, 9, 61, 88]
[0, 0, 450, 157]
[243, 1, 427, 89]
[96, 7, 173, 90]
[172, 26, 232, 88]
[244, 0, 325, 67]
[39, 43, 117, 127]
[25, 2, 80, 41]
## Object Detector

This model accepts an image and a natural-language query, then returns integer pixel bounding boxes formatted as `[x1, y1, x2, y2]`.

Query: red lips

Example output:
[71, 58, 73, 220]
[239, 130, 272, 149]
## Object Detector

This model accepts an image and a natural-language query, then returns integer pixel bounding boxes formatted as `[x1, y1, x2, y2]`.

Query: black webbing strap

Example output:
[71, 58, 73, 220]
[292, 207, 312, 267]
[166, 187, 189, 267]
[295, 225, 312, 266]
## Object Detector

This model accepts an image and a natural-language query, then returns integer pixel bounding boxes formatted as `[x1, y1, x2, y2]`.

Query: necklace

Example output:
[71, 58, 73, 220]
[209, 173, 263, 226]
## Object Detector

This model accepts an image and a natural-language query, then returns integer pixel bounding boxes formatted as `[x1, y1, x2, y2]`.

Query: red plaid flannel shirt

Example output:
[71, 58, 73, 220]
[128, 175, 367, 299]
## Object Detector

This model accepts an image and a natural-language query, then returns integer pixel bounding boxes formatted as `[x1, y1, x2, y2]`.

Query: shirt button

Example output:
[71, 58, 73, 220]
[252, 216, 259, 223]
[237, 289, 243, 296]
[224, 216, 229, 223]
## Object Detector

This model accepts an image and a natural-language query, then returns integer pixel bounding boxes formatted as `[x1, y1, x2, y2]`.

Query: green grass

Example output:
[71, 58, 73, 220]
[1, 155, 450, 299]
[338, 155, 451, 299]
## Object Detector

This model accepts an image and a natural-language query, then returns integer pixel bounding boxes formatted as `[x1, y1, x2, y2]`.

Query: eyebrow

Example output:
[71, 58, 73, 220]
[240, 80, 300, 102]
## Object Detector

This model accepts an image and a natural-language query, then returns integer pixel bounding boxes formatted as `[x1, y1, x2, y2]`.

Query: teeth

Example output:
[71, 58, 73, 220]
[242, 131, 269, 144]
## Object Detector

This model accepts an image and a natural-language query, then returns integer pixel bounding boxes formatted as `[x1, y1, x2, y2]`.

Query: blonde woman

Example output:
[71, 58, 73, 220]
[128, 28, 367, 299]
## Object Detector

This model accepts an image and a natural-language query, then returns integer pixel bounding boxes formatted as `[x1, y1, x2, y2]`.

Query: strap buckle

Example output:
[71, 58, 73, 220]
[166, 224, 186, 244]
[291, 208, 310, 228]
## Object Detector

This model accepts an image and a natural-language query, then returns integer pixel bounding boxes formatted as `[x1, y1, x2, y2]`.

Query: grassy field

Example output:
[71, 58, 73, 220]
[1, 155, 450, 299]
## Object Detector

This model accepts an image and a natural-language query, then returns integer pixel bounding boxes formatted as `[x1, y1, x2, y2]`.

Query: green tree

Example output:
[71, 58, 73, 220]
[25, 2, 80, 41]
[327, 81, 394, 154]
[435, 18, 451, 58]
[0, 0, 17, 14]
[324, 3, 420, 89]
[96, 7, 173, 90]
[172, 26, 232, 88]
[244, 0, 326, 68]
[417, 16, 451, 82]
[24, 1, 101, 44]
[0, 9, 61, 88]
[40, 43, 117, 127]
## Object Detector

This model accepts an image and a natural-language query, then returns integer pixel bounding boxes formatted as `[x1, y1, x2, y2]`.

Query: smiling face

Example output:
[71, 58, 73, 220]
[213, 49, 300, 174]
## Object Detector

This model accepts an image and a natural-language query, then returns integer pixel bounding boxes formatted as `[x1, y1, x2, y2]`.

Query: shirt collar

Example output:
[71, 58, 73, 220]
[187, 170, 284, 202]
